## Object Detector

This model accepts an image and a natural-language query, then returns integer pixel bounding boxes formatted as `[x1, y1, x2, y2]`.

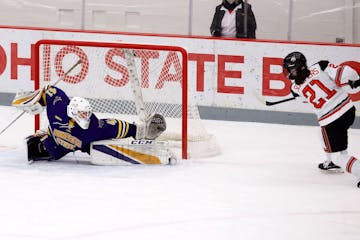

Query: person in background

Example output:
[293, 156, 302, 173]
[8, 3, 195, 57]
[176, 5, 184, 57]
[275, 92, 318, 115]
[210, 0, 257, 39]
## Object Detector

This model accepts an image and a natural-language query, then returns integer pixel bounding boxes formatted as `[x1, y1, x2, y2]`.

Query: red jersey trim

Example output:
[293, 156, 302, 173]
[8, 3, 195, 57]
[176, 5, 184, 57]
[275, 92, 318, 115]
[321, 126, 331, 152]
[346, 157, 357, 173]
[335, 66, 347, 87]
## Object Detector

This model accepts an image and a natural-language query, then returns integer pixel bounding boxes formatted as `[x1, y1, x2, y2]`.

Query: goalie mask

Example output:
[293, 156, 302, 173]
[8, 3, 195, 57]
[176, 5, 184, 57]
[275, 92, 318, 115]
[283, 51, 309, 82]
[12, 88, 45, 115]
[67, 97, 92, 130]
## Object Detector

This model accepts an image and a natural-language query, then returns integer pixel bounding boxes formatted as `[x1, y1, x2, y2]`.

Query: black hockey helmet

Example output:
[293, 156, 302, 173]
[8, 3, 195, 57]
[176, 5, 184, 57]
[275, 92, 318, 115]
[283, 51, 307, 80]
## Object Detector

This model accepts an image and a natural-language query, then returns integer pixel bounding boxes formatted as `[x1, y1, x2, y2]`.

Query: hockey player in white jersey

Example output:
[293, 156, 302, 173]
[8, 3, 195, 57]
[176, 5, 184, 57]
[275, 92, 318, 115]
[282, 51, 360, 187]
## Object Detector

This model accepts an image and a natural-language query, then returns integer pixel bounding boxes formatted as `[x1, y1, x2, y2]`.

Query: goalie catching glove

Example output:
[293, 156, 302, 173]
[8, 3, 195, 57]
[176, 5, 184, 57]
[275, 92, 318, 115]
[135, 113, 166, 140]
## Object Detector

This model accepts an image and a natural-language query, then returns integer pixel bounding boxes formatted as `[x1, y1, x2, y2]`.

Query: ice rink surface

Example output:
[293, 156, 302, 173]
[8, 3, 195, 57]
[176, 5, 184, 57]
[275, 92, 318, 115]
[0, 106, 359, 240]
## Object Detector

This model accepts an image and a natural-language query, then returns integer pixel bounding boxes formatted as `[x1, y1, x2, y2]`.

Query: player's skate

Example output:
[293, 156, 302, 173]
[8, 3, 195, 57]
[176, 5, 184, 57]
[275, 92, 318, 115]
[318, 161, 343, 173]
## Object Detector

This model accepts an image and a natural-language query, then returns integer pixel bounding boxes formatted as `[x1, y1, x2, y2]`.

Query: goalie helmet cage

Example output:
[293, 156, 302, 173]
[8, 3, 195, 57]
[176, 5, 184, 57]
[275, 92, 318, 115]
[34, 39, 220, 160]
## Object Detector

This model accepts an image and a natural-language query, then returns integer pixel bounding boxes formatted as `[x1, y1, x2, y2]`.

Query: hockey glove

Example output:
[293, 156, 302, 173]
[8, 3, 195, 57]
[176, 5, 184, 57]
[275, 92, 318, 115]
[291, 90, 299, 98]
[348, 78, 360, 89]
[212, 29, 221, 37]
[26, 134, 52, 163]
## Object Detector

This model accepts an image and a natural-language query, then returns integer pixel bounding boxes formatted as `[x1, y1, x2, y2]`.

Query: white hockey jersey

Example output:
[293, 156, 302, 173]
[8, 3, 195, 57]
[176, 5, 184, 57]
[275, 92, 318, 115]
[291, 61, 359, 126]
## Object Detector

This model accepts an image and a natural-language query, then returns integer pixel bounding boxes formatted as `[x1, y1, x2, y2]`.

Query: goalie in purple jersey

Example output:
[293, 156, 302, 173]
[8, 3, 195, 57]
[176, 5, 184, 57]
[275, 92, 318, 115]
[12, 85, 166, 164]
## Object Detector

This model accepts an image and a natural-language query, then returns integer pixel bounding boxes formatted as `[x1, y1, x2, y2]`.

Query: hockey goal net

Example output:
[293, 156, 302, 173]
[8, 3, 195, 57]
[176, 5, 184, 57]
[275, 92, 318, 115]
[34, 39, 220, 159]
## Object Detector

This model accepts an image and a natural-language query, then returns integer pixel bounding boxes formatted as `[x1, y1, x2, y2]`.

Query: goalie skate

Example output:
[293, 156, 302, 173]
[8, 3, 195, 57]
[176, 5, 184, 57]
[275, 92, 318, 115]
[318, 161, 344, 173]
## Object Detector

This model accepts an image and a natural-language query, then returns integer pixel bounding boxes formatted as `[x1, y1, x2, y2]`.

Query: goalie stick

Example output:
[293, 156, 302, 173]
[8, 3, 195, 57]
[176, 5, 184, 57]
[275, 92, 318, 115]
[0, 59, 82, 136]
[51, 59, 82, 87]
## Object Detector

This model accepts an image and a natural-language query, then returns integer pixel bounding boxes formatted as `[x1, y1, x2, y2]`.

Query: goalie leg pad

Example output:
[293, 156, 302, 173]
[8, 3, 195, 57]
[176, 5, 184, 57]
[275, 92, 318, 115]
[90, 139, 177, 165]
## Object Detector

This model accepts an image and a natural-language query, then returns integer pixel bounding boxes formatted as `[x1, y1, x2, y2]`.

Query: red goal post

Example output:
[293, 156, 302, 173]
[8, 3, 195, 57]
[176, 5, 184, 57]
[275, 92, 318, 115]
[34, 39, 220, 160]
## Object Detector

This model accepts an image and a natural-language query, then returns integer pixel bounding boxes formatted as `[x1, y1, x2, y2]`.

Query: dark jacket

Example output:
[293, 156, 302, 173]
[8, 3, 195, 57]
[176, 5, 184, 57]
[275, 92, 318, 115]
[210, 2, 257, 39]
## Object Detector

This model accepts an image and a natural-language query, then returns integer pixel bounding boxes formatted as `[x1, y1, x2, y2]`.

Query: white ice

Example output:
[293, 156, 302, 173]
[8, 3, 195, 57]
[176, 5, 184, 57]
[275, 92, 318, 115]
[0, 105, 359, 240]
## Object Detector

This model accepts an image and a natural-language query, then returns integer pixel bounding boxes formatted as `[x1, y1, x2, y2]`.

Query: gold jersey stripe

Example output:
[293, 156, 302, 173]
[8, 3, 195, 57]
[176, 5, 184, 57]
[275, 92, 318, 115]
[116, 120, 129, 138]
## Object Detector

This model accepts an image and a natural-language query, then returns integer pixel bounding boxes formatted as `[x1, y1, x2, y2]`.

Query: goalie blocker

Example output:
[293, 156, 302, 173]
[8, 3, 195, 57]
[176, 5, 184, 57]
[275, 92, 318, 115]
[90, 139, 177, 165]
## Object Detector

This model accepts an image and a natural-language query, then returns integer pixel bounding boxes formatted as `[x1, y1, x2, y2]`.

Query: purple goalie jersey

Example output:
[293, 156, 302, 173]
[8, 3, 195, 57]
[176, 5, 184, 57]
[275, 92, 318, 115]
[41, 86, 136, 160]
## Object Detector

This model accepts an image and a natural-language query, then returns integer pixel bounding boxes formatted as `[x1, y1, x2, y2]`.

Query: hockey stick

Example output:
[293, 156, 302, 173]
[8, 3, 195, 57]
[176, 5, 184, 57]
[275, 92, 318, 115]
[53, 59, 82, 86]
[0, 111, 26, 135]
[265, 97, 297, 106]
[0, 59, 82, 136]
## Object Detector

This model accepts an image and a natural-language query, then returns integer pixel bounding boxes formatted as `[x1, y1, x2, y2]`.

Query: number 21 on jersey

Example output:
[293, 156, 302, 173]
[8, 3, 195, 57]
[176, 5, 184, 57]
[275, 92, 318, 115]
[302, 79, 336, 109]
